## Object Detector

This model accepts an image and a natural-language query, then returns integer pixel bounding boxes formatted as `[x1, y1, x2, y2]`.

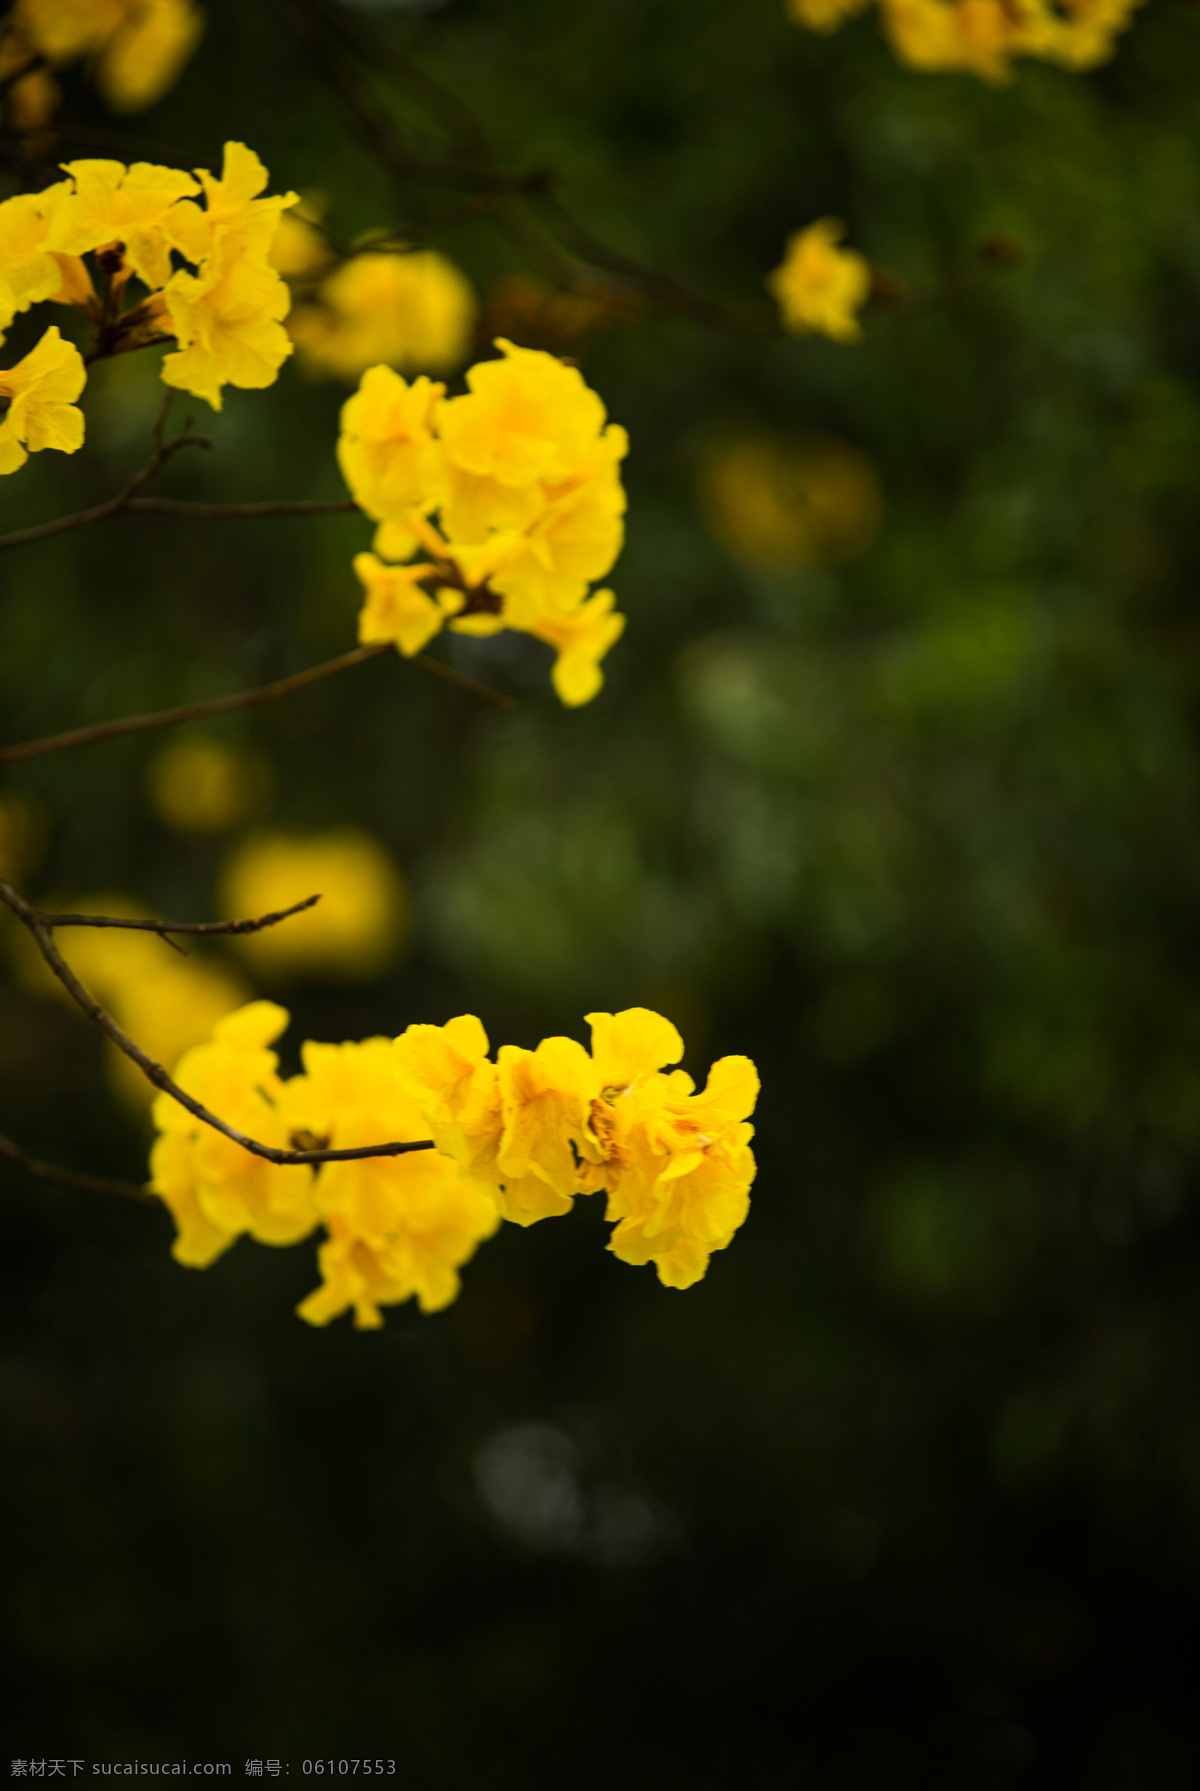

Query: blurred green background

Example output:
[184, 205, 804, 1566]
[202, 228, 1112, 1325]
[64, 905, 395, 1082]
[5, 0, 1200, 1782]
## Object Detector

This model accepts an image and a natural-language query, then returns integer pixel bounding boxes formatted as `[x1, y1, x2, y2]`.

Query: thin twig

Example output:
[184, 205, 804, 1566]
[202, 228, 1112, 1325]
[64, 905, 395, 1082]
[413, 651, 515, 707]
[0, 879, 437, 1168]
[0, 644, 391, 767]
[0, 1129, 157, 1205]
[0, 638, 510, 770]
[124, 496, 359, 521]
[0, 417, 210, 552]
[42, 893, 322, 939]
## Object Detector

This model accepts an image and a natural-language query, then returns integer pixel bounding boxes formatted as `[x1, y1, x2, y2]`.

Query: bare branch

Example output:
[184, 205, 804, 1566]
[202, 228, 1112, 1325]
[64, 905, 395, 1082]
[0, 1129, 158, 1204]
[0, 637, 511, 770]
[0, 418, 211, 553]
[124, 496, 359, 521]
[42, 893, 323, 940]
[0, 644, 389, 767]
[412, 651, 515, 707]
[0, 879, 437, 1169]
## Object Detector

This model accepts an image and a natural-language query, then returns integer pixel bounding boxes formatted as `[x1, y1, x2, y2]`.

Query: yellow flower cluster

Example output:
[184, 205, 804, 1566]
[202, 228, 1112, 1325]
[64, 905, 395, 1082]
[395, 1008, 759, 1291]
[339, 340, 628, 706]
[149, 1002, 759, 1327]
[768, 219, 870, 344]
[786, 0, 1144, 82]
[0, 0, 203, 126]
[0, 140, 297, 473]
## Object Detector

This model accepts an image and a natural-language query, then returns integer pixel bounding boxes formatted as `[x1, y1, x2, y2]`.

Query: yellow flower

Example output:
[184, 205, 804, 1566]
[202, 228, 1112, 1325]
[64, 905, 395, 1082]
[438, 338, 608, 488]
[149, 1001, 317, 1267]
[336, 365, 444, 526]
[281, 1037, 499, 1328]
[219, 828, 407, 981]
[595, 1051, 759, 1290]
[355, 551, 461, 658]
[493, 1037, 601, 1224]
[11, 0, 203, 112]
[392, 1014, 505, 1194]
[0, 183, 77, 313]
[396, 1019, 600, 1226]
[486, 427, 628, 623]
[161, 238, 293, 410]
[586, 1007, 685, 1090]
[526, 587, 626, 708]
[768, 219, 870, 344]
[290, 249, 477, 382]
[55, 157, 200, 290]
[145, 736, 274, 833]
[170, 141, 297, 268]
[0, 326, 86, 476]
[698, 433, 882, 572]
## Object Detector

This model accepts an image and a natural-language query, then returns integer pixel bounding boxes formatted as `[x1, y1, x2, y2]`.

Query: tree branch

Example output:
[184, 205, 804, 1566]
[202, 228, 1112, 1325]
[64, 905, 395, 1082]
[0, 638, 510, 770]
[0, 404, 212, 553]
[122, 496, 359, 521]
[0, 1129, 157, 1204]
[42, 893, 323, 940]
[0, 878, 437, 1169]
[0, 644, 390, 766]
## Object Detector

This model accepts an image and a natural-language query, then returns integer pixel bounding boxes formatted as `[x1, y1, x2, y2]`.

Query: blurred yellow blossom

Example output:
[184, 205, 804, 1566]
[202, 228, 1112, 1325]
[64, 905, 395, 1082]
[146, 736, 274, 834]
[281, 1037, 499, 1328]
[768, 219, 870, 343]
[786, 0, 1143, 78]
[219, 828, 407, 981]
[786, 0, 871, 27]
[0, 326, 86, 476]
[150, 1001, 316, 1267]
[698, 434, 882, 571]
[2, 0, 204, 118]
[290, 248, 476, 383]
[269, 195, 333, 282]
[0, 791, 49, 884]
